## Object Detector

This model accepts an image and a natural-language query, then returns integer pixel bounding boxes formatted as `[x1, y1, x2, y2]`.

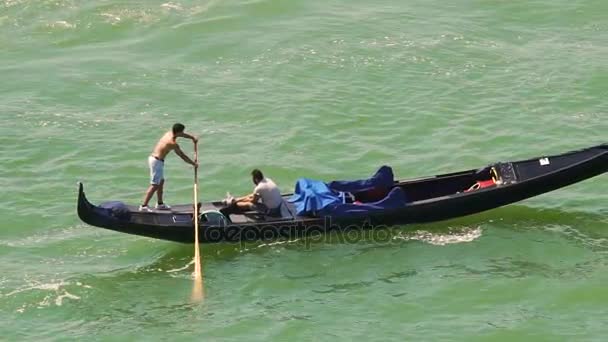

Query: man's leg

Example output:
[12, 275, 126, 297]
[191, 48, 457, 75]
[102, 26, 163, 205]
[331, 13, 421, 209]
[221, 201, 252, 216]
[235, 201, 254, 211]
[157, 179, 165, 205]
[236, 202, 269, 214]
[145, 156, 165, 209]
[142, 184, 159, 207]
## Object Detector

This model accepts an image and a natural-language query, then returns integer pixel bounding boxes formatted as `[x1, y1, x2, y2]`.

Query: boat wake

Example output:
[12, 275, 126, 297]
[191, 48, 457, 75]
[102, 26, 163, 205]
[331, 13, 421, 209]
[255, 239, 302, 249]
[393, 226, 483, 246]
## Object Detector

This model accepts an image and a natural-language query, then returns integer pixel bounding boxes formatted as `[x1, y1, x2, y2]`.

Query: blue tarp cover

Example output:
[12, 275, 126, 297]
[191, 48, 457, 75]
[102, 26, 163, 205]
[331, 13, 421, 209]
[325, 187, 407, 217]
[289, 166, 407, 217]
[289, 178, 342, 216]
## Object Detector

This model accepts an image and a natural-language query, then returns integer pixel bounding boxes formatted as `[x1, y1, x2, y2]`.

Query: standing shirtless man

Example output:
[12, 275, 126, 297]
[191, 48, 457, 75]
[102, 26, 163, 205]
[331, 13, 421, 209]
[140, 123, 198, 211]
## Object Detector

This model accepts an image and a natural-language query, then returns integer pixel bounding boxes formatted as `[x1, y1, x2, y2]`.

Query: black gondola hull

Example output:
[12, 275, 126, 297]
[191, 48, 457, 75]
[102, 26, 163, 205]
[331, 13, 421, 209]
[77, 144, 607, 243]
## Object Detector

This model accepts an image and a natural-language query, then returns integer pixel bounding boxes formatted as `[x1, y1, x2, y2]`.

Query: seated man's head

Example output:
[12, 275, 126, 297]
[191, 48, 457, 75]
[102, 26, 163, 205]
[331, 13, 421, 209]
[251, 169, 264, 185]
[172, 123, 185, 135]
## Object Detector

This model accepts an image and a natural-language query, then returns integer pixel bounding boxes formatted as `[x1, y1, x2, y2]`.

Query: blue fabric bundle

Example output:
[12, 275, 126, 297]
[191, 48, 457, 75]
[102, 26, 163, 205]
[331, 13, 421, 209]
[289, 178, 342, 216]
[327, 165, 394, 193]
[100, 201, 131, 220]
[289, 166, 406, 217]
[324, 187, 407, 217]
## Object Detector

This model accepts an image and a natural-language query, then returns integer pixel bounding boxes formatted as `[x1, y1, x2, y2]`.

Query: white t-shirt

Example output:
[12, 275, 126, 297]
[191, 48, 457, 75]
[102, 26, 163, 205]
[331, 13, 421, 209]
[254, 178, 282, 209]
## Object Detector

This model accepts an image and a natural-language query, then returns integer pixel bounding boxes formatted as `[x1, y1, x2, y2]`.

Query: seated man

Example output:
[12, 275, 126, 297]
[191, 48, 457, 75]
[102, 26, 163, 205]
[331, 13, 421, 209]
[225, 169, 283, 217]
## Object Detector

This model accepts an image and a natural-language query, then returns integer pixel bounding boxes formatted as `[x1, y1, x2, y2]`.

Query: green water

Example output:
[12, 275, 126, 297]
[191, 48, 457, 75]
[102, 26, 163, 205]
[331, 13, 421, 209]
[1, 0, 607, 340]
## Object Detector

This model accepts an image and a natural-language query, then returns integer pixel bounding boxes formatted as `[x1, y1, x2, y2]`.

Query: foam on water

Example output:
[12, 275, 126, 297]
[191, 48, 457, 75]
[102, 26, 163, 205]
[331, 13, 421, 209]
[393, 226, 483, 246]
[3, 280, 90, 314]
[166, 259, 195, 273]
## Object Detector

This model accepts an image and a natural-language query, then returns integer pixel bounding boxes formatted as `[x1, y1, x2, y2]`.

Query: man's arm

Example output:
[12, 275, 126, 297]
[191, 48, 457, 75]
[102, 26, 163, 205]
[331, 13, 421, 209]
[174, 145, 197, 167]
[177, 132, 198, 144]
[251, 192, 261, 203]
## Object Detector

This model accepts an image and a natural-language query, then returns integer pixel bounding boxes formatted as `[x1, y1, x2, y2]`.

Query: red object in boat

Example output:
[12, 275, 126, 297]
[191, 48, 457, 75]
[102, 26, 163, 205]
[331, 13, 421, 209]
[478, 180, 496, 188]
[465, 179, 496, 192]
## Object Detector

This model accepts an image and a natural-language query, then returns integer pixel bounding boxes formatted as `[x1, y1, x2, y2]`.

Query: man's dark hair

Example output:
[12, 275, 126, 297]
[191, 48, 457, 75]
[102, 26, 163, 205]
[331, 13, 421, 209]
[251, 169, 264, 181]
[172, 123, 185, 134]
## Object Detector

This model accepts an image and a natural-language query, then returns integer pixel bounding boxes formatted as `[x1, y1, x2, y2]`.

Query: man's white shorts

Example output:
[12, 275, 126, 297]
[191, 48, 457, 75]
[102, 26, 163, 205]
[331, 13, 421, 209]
[148, 156, 164, 185]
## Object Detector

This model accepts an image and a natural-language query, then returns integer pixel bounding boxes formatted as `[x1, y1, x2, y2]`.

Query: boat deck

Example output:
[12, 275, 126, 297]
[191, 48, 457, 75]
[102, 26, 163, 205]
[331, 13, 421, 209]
[122, 196, 299, 224]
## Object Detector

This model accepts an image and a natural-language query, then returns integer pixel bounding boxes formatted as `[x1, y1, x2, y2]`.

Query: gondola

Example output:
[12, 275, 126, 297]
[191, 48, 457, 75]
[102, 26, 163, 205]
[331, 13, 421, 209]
[77, 144, 607, 243]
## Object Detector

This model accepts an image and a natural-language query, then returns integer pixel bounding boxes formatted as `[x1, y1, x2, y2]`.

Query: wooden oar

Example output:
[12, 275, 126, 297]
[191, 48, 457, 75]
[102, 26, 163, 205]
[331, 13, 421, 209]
[191, 142, 204, 302]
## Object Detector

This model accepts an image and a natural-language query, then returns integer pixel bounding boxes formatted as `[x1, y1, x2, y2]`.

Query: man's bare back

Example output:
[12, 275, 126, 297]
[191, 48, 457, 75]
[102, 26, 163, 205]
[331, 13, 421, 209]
[151, 131, 179, 160]
[151, 129, 198, 162]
